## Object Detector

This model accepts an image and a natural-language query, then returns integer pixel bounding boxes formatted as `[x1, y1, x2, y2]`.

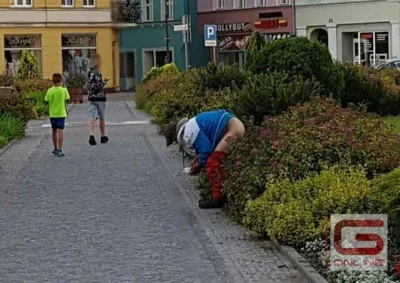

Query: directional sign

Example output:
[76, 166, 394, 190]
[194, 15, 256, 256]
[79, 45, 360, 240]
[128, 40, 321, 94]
[174, 24, 188, 32]
[204, 24, 217, 47]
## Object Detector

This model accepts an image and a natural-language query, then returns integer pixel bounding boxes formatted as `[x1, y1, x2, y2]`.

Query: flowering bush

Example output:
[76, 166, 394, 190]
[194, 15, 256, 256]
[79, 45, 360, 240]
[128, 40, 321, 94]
[223, 98, 400, 220]
[141, 63, 179, 84]
[243, 165, 383, 245]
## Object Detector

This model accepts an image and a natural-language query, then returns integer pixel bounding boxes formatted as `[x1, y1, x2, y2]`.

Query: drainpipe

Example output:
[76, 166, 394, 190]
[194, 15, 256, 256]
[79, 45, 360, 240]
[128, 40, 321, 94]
[292, 0, 296, 36]
[165, 0, 170, 63]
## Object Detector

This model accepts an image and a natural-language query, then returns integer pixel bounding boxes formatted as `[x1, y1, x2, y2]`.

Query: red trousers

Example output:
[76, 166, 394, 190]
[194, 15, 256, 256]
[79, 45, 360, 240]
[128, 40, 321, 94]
[206, 151, 227, 200]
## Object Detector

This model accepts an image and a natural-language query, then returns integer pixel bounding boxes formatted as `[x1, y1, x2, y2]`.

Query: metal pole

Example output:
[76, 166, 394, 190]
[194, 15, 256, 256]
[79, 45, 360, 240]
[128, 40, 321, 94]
[165, 0, 170, 63]
[186, 0, 191, 67]
[184, 28, 189, 70]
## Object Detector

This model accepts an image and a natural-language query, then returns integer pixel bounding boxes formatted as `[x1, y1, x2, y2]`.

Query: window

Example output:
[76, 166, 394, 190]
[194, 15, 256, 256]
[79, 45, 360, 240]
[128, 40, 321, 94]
[83, 0, 95, 7]
[234, 0, 245, 8]
[279, 0, 289, 4]
[214, 0, 224, 9]
[61, 35, 96, 77]
[257, 0, 266, 6]
[62, 0, 73, 7]
[161, 0, 173, 20]
[143, 50, 172, 74]
[142, 0, 153, 21]
[4, 35, 42, 77]
[12, 0, 32, 7]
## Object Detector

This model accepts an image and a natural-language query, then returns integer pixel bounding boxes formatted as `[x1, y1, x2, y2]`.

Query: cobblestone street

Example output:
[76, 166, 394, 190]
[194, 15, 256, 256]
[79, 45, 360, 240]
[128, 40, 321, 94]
[0, 94, 306, 283]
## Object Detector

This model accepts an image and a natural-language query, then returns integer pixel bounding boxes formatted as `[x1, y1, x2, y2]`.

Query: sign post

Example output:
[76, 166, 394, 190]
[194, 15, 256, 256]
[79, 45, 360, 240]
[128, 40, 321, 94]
[204, 25, 217, 63]
[174, 23, 190, 71]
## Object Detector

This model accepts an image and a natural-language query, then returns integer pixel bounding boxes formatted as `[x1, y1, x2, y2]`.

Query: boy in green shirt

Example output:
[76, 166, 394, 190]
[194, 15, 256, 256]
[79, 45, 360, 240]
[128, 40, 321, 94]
[45, 73, 70, 157]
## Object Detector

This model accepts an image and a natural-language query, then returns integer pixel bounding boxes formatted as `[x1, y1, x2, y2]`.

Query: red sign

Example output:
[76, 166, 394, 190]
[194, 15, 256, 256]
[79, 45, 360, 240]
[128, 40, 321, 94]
[254, 19, 287, 29]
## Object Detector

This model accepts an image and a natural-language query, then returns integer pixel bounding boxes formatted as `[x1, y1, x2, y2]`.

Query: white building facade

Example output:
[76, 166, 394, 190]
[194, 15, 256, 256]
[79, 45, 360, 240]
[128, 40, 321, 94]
[295, 0, 400, 67]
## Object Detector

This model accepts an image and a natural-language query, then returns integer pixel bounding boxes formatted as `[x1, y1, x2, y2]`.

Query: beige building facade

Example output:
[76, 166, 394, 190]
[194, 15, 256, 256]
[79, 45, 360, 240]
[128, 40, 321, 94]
[296, 0, 400, 66]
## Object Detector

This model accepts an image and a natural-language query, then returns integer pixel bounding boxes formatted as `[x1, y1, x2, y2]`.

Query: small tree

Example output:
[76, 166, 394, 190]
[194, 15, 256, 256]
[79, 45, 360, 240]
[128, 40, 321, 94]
[245, 32, 266, 70]
[16, 49, 40, 80]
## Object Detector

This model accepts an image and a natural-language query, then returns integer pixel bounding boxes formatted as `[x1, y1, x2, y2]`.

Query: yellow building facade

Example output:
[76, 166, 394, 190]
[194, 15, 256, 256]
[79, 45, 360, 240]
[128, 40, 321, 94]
[0, 0, 130, 90]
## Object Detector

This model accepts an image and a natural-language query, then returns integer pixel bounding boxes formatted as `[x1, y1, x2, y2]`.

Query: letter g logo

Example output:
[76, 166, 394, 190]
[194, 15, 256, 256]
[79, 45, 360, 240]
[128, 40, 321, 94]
[334, 219, 385, 256]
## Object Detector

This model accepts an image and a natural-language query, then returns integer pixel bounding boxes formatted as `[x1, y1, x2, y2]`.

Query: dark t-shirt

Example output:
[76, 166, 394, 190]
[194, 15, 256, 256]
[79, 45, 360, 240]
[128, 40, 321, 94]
[86, 67, 107, 102]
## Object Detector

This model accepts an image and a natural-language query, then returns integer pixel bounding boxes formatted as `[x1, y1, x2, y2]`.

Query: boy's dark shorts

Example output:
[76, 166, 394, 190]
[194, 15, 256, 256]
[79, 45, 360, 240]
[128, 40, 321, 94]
[50, 118, 65, 130]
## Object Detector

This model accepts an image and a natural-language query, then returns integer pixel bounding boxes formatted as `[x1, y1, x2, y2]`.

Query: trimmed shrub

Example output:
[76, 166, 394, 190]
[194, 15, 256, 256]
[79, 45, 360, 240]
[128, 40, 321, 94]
[230, 72, 321, 125]
[141, 63, 179, 84]
[248, 37, 339, 96]
[0, 92, 36, 122]
[194, 63, 247, 92]
[16, 49, 41, 80]
[244, 166, 384, 245]
[150, 72, 232, 130]
[15, 79, 52, 93]
[0, 75, 14, 87]
[135, 72, 181, 110]
[223, 98, 400, 220]
[335, 63, 400, 115]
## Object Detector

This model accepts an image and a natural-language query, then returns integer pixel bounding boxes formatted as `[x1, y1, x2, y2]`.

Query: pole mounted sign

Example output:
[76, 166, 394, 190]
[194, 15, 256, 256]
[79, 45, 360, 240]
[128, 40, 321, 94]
[204, 25, 217, 47]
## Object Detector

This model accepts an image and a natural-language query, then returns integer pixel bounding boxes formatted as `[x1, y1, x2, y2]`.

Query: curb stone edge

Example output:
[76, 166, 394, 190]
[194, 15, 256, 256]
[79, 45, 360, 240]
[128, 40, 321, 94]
[0, 138, 18, 158]
[271, 239, 329, 283]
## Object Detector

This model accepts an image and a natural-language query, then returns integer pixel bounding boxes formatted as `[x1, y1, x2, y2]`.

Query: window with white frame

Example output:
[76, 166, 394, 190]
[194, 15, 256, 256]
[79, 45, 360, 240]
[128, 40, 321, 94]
[12, 0, 32, 7]
[142, 0, 153, 21]
[83, 0, 95, 7]
[62, 0, 73, 7]
[257, 0, 266, 6]
[278, 0, 289, 5]
[234, 0, 245, 8]
[161, 0, 173, 20]
[214, 0, 224, 10]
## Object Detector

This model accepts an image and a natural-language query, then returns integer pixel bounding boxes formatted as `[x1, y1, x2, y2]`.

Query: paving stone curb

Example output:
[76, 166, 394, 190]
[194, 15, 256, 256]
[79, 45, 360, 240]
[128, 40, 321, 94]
[0, 138, 17, 158]
[271, 239, 329, 283]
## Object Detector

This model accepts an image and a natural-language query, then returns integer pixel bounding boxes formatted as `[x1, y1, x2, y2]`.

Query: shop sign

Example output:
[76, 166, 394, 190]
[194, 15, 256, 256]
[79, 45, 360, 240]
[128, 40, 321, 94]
[62, 35, 96, 48]
[254, 19, 287, 29]
[360, 33, 373, 53]
[376, 32, 388, 43]
[217, 22, 252, 33]
[218, 35, 250, 52]
[4, 36, 40, 49]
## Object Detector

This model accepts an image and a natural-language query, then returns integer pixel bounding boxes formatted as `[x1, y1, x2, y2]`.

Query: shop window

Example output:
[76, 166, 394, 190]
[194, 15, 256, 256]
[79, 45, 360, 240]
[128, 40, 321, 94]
[62, 0, 73, 7]
[62, 35, 96, 77]
[12, 0, 32, 7]
[355, 31, 389, 67]
[4, 35, 42, 77]
[83, 0, 95, 7]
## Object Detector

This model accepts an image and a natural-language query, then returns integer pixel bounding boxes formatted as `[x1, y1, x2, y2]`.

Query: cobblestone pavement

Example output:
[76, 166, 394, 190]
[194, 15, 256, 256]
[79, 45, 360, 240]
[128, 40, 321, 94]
[0, 94, 306, 283]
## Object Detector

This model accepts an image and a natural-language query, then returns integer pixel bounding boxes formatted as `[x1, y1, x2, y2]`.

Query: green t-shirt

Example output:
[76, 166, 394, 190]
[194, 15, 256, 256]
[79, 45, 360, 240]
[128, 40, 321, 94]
[45, 86, 70, 118]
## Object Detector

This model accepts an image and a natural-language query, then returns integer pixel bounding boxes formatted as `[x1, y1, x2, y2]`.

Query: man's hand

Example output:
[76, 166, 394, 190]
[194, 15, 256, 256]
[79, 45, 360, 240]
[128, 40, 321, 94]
[189, 163, 201, 176]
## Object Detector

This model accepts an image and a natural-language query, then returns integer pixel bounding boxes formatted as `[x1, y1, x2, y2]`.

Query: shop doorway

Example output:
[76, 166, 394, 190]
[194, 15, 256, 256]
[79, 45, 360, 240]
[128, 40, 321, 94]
[219, 51, 246, 70]
[119, 51, 136, 91]
[310, 29, 328, 47]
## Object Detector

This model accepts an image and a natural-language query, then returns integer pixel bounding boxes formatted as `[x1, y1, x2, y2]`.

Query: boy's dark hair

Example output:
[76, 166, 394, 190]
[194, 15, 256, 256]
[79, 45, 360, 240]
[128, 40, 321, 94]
[52, 73, 63, 84]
